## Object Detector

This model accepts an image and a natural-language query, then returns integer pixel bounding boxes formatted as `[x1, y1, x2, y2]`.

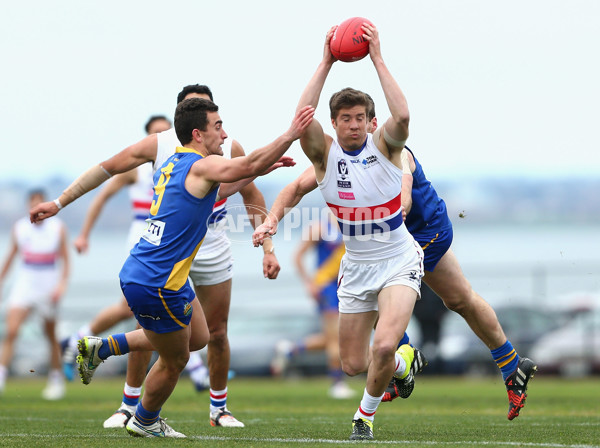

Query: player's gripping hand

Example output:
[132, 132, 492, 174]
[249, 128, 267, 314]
[253, 218, 278, 247]
[30, 201, 59, 223]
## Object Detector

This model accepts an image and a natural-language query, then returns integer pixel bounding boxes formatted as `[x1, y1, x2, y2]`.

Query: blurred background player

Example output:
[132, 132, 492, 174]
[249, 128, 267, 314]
[0, 189, 70, 400]
[271, 210, 355, 399]
[62, 115, 173, 380]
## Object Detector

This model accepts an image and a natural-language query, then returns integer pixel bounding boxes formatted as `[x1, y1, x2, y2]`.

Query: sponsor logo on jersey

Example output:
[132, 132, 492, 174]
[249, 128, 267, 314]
[183, 301, 192, 317]
[338, 191, 356, 200]
[361, 155, 379, 169]
[139, 314, 161, 321]
[142, 219, 166, 246]
[337, 180, 352, 188]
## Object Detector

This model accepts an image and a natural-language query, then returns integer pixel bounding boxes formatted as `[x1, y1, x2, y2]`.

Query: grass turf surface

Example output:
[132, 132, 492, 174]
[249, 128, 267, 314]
[0, 376, 598, 447]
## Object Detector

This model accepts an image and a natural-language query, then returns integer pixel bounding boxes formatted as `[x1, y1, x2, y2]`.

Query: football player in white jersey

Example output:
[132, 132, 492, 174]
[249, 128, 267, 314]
[0, 189, 70, 400]
[62, 116, 172, 384]
[293, 24, 424, 440]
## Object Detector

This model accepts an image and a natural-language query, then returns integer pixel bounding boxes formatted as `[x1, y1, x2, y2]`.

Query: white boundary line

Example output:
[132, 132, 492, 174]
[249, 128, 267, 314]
[2, 433, 599, 447]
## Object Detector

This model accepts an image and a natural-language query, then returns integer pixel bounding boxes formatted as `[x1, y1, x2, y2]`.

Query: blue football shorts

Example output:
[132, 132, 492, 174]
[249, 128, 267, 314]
[120, 280, 195, 333]
[318, 282, 340, 313]
[414, 227, 453, 272]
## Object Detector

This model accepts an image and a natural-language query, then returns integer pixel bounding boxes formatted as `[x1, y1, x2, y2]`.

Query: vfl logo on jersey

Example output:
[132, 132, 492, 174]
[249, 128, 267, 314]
[183, 301, 192, 317]
[337, 158, 352, 188]
[142, 219, 166, 246]
[361, 155, 379, 169]
[337, 158, 349, 179]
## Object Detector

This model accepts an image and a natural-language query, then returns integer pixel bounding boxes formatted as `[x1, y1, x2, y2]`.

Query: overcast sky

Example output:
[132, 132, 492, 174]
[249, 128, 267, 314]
[1, 0, 599, 185]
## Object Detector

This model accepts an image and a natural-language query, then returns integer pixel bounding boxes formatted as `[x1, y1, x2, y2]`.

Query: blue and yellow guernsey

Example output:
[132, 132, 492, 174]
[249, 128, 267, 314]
[404, 147, 452, 239]
[119, 147, 219, 291]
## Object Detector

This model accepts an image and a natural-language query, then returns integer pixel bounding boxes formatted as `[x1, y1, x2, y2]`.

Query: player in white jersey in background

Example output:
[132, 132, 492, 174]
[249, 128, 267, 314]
[292, 24, 423, 440]
[146, 85, 280, 428]
[0, 189, 70, 400]
[62, 116, 172, 382]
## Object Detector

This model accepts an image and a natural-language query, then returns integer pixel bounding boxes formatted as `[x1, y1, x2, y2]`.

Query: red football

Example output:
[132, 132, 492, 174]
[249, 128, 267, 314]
[330, 17, 374, 62]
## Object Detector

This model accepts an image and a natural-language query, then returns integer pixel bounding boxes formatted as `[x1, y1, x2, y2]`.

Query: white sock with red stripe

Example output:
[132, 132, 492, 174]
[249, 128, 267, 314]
[121, 382, 142, 412]
[353, 388, 384, 422]
[209, 387, 227, 414]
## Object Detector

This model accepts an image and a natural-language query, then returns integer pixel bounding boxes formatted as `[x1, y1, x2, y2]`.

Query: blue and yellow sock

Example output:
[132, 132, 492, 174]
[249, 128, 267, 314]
[98, 333, 130, 360]
[491, 340, 519, 381]
[135, 402, 160, 426]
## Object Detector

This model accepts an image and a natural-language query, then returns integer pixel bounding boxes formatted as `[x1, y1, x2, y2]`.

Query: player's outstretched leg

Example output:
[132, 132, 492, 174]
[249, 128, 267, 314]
[382, 345, 427, 402]
[505, 357, 537, 420]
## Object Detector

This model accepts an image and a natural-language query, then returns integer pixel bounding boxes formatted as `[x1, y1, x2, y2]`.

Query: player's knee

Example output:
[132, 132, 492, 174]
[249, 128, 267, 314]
[441, 284, 473, 313]
[341, 357, 368, 377]
[371, 340, 397, 363]
[169, 352, 190, 373]
[208, 323, 228, 345]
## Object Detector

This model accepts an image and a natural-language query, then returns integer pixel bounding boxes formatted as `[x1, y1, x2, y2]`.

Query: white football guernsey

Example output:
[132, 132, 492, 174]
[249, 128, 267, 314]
[317, 134, 416, 263]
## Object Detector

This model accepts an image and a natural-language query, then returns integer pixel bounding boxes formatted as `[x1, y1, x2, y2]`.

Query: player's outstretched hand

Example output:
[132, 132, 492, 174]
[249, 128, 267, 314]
[30, 201, 59, 223]
[323, 25, 338, 64]
[262, 156, 296, 175]
[362, 23, 382, 62]
[253, 218, 278, 247]
[286, 106, 315, 141]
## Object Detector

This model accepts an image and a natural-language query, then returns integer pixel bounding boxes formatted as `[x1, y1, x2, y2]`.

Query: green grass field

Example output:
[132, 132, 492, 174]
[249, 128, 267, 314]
[0, 375, 598, 447]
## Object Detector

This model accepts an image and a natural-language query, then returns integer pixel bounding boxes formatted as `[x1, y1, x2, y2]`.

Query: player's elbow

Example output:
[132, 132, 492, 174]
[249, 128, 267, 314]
[394, 113, 410, 133]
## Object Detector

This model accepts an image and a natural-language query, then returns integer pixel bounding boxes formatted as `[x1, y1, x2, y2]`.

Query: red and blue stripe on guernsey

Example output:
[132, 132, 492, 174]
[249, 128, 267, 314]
[133, 197, 227, 223]
[132, 200, 152, 221]
[327, 192, 403, 237]
[208, 198, 227, 225]
[23, 250, 57, 267]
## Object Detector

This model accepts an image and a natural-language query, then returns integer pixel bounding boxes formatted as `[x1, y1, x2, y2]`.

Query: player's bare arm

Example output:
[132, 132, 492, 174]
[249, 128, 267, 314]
[52, 224, 70, 303]
[30, 134, 159, 223]
[191, 106, 314, 193]
[400, 149, 414, 215]
[252, 165, 318, 246]
[297, 27, 338, 173]
[363, 24, 410, 161]
[231, 140, 272, 230]
[0, 230, 18, 300]
[232, 139, 278, 265]
[74, 169, 138, 254]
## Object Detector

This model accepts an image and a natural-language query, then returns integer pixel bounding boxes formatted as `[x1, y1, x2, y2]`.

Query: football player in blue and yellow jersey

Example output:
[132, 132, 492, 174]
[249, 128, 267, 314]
[31, 98, 314, 438]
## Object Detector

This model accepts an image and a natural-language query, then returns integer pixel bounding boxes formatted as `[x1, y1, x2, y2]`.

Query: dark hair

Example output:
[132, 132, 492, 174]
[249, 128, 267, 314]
[329, 87, 371, 120]
[174, 98, 219, 145]
[176, 84, 214, 105]
[28, 188, 46, 201]
[365, 93, 376, 121]
[144, 115, 171, 134]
